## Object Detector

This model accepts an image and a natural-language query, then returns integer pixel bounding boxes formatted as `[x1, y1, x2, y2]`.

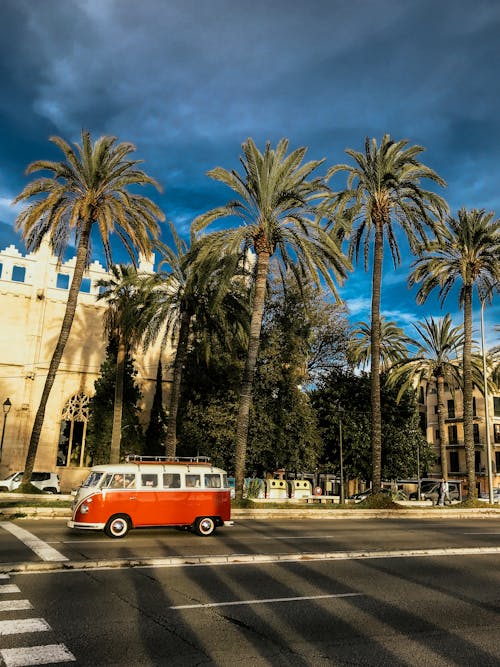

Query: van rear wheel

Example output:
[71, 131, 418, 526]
[194, 517, 216, 537]
[104, 514, 131, 539]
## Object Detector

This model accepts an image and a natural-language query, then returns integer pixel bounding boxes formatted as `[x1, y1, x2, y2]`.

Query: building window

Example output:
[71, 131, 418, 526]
[473, 423, 480, 444]
[0, 262, 3, 278]
[12, 265, 26, 282]
[496, 451, 500, 472]
[473, 397, 477, 416]
[449, 451, 459, 472]
[56, 273, 70, 289]
[494, 397, 500, 418]
[475, 451, 482, 473]
[57, 393, 90, 467]
[419, 386, 424, 404]
[447, 399, 455, 419]
[448, 425, 458, 444]
[435, 429, 440, 442]
[494, 424, 500, 444]
[80, 278, 91, 293]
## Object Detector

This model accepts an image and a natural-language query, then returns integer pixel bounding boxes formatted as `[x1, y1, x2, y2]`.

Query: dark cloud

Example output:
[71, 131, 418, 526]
[1, 0, 499, 334]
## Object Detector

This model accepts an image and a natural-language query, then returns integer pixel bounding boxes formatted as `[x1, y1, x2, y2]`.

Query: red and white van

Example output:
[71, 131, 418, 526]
[67, 456, 232, 538]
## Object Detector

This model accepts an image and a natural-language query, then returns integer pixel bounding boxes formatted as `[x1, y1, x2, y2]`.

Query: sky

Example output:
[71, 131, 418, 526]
[0, 0, 499, 346]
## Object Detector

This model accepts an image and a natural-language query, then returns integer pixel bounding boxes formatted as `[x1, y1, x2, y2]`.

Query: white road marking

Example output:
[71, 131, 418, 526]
[0, 644, 76, 666]
[0, 618, 51, 636]
[0, 600, 33, 612]
[1, 523, 67, 562]
[0, 584, 20, 593]
[170, 591, 362, 609]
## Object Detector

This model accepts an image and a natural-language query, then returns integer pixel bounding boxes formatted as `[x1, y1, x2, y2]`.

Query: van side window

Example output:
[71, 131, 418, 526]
[163, 473, 180, 488]
[185, 474, 201, 488]
[103, 474, 114, 487]
[124, 474, 136, 488]
[204, 474, 221, 488]
[141, 474, 158, 488]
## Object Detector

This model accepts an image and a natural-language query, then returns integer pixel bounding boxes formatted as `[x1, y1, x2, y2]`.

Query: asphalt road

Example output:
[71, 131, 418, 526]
[2, 518, 500, 666]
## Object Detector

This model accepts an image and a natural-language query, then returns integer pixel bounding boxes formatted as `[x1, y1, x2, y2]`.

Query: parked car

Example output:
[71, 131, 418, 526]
[347, 488, 393, 503]
[478, 489, 500, 503]
[0, 471, 60, 494]
[419, 480, 461, 504]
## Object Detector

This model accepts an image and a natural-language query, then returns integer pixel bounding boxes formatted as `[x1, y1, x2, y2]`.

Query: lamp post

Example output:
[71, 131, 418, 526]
[0, 398, 12, 463]
[336, 405, 345, 504]
[416, 438, 421, 500]
[480, 300, 494, 503]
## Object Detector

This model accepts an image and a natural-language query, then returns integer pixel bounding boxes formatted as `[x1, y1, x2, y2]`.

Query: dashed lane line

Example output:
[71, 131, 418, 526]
[170, 591, 363, 610]
[0, 644, 76, 667]
[1, 523, 68, 562]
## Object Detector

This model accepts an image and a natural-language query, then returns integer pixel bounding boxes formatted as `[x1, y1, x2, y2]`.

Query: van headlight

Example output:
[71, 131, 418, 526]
[80, 503, 89, 514]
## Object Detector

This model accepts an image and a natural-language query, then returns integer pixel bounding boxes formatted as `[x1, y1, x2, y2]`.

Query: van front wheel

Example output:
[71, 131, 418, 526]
[105, 514, 130, 539]
[194, 517, 216, 537]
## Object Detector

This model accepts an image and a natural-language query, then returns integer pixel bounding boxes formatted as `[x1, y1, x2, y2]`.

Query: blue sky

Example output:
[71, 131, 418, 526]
[0, 0, 499, 346]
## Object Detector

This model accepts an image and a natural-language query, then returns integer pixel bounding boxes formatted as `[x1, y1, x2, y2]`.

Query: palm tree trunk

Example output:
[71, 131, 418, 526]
[370, 222, 384, 493]
[436, 374, 448, 478]
[234, 250, 270, 500]
[164, 310, 192, 457]
[21, 220, 92, 489]
[462, 284, 476, 498]
[109, 336, 126, 464]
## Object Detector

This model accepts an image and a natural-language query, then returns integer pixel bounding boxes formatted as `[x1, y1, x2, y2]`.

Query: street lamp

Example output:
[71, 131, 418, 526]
[480, 300, 494, 503]
[336, 406, 345, 504]
[0, 398, 12, 463]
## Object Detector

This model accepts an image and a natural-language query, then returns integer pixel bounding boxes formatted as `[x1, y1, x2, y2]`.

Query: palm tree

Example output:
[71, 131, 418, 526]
[349, 317, 411, 372]
[326, 134, 448, 492]
[97, 264, 144, 463]
[387, 315, 464, 478]
[134, 225, 250, 457]
[14, 130, 163, 488]
[192, 137, 350, 498]
[409, 208, 500, 497]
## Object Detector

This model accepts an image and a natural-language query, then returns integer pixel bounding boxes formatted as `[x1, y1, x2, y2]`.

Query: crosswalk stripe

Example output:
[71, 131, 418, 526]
[0, 600, 33, 612]
[0, 644, 76, 666]
[0, 584, 20, 594]
[1, 523, 67, 562]
[0, 618, 51, 636]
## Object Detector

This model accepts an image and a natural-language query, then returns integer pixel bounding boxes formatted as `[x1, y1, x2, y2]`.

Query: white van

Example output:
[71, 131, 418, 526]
[0, 471, 61, 494]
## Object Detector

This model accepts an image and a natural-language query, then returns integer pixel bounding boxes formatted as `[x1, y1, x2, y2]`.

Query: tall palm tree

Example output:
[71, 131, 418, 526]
[97, 264, 144, 464]
[387, 315, 464, 478]
[349, 317, 411, 372]
[409, 208, 500, 497]
[192, 137, 350, 498]
[326, 134, 448, 492]
[134, 225, 250, 457]
[14, 130, 163, 488]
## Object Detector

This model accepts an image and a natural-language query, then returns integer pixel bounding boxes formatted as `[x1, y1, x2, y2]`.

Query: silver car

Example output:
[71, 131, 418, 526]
[0, 471, 60, 494]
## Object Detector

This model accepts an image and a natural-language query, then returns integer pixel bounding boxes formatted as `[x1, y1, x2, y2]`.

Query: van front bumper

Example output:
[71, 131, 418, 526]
[67, 520, 105, 530]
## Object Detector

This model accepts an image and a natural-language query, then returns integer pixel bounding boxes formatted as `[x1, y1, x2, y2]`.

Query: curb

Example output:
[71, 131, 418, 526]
[5, 544, 500, 575]
[3, 507, 500, 520]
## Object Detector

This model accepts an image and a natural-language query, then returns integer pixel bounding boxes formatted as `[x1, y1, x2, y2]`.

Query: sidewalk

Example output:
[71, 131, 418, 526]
[2, 494, 500, 520]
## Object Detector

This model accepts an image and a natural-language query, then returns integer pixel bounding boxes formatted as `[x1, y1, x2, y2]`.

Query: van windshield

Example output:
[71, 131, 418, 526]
[81, 471, 104, 488]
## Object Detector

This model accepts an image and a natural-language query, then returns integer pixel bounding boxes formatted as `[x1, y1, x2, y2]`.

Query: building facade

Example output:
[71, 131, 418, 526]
[0, 240, 171, 491]
[418, 378, 500, 495]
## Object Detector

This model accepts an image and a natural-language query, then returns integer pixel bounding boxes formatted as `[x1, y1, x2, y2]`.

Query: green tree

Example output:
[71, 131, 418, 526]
[312, 367, 432, 483]
[135, 225, 249, 457]
[387, 314, 464, 478]
[192, 137, 350, 498]
[14, 130, 163, 489]
[326, 134, 448, 492]
[144, 359, 168, 457]
[97, 264, 144, 463]
[86, 338, 144, 464]
[349, 318, 411, 372]
[410, 208, 500, 497]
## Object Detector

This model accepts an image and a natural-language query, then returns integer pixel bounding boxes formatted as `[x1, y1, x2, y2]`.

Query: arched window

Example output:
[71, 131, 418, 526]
[57, 393, 91, 467]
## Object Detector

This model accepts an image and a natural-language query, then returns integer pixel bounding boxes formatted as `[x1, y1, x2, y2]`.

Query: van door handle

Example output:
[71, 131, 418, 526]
[129, 496, 137, 500]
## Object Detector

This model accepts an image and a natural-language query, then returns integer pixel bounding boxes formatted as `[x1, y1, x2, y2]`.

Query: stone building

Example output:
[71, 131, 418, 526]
[0, 240, 171, 491]
[417, 376, 500, 495]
